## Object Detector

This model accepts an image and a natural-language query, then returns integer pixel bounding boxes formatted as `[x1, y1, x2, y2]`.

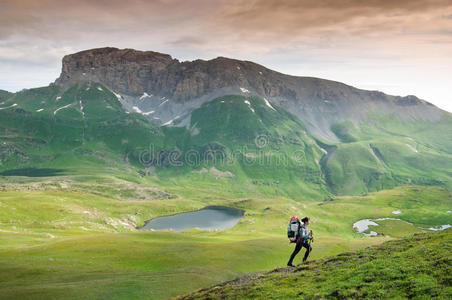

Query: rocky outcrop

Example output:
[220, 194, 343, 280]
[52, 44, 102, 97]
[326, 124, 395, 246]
[55, 47, 175, 95]
[54, 47, 444, 141]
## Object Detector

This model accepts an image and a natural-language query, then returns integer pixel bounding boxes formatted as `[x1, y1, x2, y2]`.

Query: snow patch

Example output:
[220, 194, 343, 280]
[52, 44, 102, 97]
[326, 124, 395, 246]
[163, 115, 180, 126]
[112, 91, 122, 100]
[97, 86, 103, 91]
[392, 210, 402, 215]
[56, 96, 61, 101]
[140, 92, 151, 100]
[0, 103, 17, 110]
[263, 98, 275, 110]
[158, 99, 169, 106]
[244, 100, 255, 113]
[54, 103, 72, 115]
[236, 66, 241, 70]
[240, 87, 250, 93]
[132, 106, 143, 113]
[427, 224, 451, 231]
[79, 100, 85, 117]
[36, 108, 44, 112]
[353, 219, 379, 236]
[259, 71, 263, 75]
[405, 144, 418, 153]
[132, 106, 155, 116]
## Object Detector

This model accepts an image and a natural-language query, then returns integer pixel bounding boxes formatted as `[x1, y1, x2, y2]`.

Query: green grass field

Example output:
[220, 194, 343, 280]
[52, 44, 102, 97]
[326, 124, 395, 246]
[180, 229, 452, 299]
[0, 178, 450, 299]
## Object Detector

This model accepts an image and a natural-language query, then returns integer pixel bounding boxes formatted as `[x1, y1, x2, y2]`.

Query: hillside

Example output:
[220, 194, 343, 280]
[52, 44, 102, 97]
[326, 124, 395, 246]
[0, 48, 451, 197]
[179, 229, 452, 299]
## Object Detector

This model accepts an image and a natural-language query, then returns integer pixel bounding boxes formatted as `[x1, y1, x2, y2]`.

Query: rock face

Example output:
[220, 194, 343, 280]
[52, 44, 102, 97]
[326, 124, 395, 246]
[55, 47, 175, 95]
[55, 47, 444, 141]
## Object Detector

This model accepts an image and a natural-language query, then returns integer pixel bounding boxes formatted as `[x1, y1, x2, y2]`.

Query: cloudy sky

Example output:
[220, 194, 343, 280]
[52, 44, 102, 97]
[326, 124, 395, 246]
[1, 0, 451, 112]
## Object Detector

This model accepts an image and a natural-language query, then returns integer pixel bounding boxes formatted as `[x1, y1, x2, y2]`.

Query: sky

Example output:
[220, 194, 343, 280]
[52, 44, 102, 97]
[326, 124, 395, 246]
[1, 0, 451, 112]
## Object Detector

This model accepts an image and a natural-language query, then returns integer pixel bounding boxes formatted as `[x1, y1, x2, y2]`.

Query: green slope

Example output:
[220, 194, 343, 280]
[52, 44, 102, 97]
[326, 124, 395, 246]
[0, 89, 12, 102]
[324, 112, 452, 195]
[1, 83, 451, 197]
[180, 229, 452, 299]
[0, 83, 171, 176]
[166, 95, 329, 199]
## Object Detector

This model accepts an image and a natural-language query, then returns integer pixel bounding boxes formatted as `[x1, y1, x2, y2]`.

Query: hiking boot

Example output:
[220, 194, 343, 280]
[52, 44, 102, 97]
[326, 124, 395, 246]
[287, 263, 296, 267]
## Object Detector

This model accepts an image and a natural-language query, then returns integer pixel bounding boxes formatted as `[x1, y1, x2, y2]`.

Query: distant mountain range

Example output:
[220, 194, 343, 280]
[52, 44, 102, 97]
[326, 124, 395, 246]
[0, 47, 450, 198]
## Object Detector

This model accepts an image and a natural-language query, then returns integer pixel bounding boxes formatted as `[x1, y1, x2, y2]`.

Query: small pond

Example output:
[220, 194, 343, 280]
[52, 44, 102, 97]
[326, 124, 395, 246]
[139, 206, 244, 232]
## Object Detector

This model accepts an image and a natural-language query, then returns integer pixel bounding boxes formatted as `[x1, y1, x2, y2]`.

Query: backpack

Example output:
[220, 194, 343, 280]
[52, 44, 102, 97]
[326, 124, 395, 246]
[287, 216, 301, 243]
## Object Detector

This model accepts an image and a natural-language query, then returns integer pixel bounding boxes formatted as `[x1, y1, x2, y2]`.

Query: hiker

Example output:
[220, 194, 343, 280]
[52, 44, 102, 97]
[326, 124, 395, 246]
[287, 217, 313, 267]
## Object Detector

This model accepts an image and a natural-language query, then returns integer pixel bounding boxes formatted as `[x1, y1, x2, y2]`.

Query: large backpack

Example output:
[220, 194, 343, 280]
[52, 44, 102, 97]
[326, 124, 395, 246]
[287, 216, 301, 243]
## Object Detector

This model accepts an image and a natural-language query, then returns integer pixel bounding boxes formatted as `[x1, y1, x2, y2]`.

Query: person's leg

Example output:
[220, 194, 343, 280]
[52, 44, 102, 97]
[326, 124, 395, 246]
[287, 241, 303, 266]
[302, 242, 312, 262]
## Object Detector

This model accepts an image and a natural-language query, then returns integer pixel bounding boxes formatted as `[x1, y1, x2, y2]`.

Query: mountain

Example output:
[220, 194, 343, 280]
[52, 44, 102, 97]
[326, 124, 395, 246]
[54, 47, 442, 141]
[0, 89, 12, 102]
[0, 47, 451, 197]
[179, 229, 452, 299]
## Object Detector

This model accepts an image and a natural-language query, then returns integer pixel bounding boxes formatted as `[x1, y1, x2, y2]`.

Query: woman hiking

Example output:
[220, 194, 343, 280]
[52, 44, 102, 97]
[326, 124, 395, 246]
[287, 217, 313, 267]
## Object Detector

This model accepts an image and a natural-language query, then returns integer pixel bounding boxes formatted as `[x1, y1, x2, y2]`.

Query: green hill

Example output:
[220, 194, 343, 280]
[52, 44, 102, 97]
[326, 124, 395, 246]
[1, 83, 451, 198]
[180, 229, 452, 299]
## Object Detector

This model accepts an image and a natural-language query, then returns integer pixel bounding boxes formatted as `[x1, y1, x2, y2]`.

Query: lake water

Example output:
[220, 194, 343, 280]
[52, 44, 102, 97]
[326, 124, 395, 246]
[139, 206, 244, 232]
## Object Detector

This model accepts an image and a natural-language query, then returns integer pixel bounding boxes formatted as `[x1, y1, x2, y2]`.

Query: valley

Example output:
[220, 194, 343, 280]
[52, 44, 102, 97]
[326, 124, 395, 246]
[0, 48, 451, 299]
[0, 176, 450, 299]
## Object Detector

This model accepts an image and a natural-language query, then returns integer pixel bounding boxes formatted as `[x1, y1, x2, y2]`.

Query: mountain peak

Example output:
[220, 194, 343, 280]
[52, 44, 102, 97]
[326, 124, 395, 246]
[55, 47, 176, 90]
[53, 47, 443, 141]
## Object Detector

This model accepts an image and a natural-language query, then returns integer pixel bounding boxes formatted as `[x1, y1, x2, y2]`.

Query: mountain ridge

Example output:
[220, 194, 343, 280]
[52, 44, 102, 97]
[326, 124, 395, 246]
[1, 48, 451, 197]
[53, 47, 444, 141]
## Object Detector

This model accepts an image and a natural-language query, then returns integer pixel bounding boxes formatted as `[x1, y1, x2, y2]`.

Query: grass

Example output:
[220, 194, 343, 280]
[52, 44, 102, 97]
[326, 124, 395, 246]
[368, 219, 422, 238]
[0, 181, 450, 299]
[180, 229, 452, 299]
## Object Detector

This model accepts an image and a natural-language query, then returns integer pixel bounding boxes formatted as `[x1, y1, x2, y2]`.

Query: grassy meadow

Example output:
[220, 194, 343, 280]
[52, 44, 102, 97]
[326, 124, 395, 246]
[0, 175, 450, 299]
